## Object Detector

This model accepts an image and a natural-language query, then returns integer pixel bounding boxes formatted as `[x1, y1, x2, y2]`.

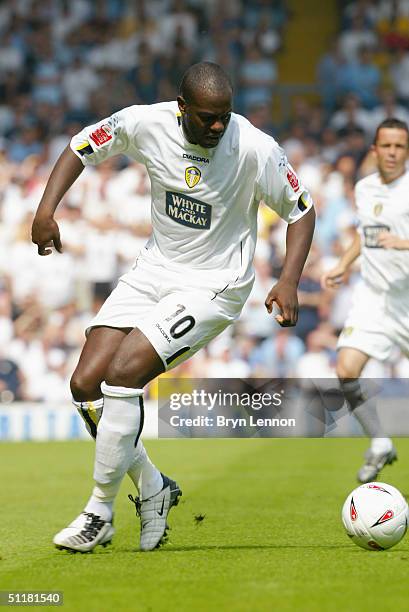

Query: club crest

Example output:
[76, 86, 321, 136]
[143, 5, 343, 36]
[374, 203, 383, 216]
[185, 166, 201, 189]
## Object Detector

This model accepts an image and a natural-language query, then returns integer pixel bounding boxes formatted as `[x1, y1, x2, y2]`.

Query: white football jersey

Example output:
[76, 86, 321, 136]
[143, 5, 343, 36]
[355, 170, 409, 292]
[70, 101, 313, 284]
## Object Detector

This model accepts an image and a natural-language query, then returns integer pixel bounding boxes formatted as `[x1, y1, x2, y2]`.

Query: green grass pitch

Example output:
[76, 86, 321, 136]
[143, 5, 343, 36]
[1, 438, 409, 611]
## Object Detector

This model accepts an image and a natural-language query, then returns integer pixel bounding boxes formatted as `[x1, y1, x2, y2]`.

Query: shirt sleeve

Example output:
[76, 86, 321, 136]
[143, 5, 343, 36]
[70, 106, 145, 166]
[255, 141, 314, 224]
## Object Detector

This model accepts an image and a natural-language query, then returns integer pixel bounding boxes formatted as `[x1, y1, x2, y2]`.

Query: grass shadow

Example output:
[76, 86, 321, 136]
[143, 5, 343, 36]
[117, 543, 355, 554]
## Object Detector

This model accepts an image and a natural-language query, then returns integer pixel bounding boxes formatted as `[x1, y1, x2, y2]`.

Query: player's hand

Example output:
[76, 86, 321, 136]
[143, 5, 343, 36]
[265, 280, 298, 327]
[377, 231, 404, 250]
[31, 214, 63, 256]
[320, 263, 347, 289]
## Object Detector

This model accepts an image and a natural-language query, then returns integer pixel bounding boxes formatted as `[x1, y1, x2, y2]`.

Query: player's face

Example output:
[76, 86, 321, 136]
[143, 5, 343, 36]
[372, 127, 409, 183]
[177, 90, 232, 149]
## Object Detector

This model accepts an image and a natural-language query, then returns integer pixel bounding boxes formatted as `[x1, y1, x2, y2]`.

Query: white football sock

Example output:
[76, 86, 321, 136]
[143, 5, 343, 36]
[85, 383, 144, 520]
[352, 403, 384, 438]
[84, 485, 115, 522]
[75, 396, 163, 498]
[370, 437, 393, 455]
[128, 442, 164, 500]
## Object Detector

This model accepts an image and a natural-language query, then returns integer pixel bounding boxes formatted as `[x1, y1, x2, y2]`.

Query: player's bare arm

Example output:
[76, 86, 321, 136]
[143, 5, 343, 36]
[265, 206, 315, 326]
[31, 145, 84, 256]
[377, 231, 409, 250]
[321, 230, 361, 289]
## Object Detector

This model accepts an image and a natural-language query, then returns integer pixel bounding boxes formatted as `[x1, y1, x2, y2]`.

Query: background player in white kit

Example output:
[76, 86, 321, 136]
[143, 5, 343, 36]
[322, 118, 409, 483]
[32, 62, 315, 553]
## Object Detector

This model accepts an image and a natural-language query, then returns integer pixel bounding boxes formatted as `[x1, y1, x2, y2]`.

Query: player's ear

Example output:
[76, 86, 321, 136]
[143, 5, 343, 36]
[177, 96, 187, 114]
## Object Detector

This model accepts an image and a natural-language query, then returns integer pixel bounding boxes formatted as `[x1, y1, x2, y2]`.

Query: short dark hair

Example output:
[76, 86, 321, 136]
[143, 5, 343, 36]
[179, 62, 233, 103]
[374, 118, 409, 144]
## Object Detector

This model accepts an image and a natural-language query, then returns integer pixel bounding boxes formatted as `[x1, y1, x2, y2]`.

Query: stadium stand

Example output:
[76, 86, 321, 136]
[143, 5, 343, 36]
[0, 0, 407, 405]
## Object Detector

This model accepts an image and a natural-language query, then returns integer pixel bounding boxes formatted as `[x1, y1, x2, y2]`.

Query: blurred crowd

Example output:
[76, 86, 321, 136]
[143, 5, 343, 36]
[0, 0, 408, 403]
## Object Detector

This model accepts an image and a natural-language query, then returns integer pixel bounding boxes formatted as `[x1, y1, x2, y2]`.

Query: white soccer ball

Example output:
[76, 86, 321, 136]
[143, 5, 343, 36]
[342, 482, 408, 551]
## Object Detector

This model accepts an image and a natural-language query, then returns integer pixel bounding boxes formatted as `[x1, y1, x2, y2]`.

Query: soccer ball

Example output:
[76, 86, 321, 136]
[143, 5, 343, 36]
[342, 482, 408, 551]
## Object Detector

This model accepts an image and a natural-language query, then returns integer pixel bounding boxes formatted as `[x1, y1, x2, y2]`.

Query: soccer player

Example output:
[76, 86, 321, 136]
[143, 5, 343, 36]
[322, 118, 409, 483]
[32, 62, 315, 553]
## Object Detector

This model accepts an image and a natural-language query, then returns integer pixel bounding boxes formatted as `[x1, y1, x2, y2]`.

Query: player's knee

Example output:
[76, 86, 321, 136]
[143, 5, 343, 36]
[70, 372, 101, 402]
[336, 359, 359, 380]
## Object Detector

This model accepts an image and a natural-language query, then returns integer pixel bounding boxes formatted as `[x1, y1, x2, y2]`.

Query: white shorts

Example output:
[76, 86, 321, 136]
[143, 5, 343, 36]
[337, 281, 409, 361]
[88, 255, 253, 370]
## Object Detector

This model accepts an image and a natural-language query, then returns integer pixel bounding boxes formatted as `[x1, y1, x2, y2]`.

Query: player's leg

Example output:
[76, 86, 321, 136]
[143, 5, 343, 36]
[336, 282, 397, 481]
[89, 327, 166, 512]
[70, 325, 164, 497]
[337, 347, 396, 482]
[54, 327, 168, 552]
[88, 327, 182, 552]
[337, 347, 378, 436]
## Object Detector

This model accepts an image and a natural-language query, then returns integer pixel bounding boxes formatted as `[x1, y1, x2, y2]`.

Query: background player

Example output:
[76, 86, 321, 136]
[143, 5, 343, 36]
[322, 118, 409, 483]
[32, 62, 315, 553]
